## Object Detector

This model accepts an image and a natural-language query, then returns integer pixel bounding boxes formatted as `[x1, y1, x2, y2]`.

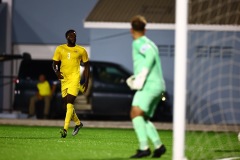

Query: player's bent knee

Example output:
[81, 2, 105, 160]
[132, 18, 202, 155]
[130, 106, 144, 119]
[66, 94, 76, 104]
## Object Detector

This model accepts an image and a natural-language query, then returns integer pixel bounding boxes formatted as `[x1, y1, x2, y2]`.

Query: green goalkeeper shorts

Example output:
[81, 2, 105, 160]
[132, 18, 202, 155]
[132, 89, 161, 118]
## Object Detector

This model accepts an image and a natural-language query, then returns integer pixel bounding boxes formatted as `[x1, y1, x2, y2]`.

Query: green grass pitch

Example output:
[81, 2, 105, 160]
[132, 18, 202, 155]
[0, 125, 239, 160]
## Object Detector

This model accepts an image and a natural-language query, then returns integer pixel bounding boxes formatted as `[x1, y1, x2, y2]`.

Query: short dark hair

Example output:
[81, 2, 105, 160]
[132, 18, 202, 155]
[131, 15, 147, 32]
[65, 29, 76, 38]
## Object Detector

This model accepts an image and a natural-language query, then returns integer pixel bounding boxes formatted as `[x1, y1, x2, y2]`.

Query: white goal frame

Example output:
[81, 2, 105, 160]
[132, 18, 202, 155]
[173, 0, 188, 160]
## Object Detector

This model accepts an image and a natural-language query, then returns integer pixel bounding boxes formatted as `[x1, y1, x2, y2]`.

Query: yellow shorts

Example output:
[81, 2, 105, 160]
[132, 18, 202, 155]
[61, 79, 80, 97]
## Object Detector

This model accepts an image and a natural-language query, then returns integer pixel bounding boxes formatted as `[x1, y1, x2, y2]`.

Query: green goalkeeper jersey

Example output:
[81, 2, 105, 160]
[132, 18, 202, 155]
[132, 36, 165, 92]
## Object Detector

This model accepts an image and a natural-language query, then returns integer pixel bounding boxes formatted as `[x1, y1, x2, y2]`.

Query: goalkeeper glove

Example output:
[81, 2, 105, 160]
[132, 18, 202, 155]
[126, 68, 148, 90]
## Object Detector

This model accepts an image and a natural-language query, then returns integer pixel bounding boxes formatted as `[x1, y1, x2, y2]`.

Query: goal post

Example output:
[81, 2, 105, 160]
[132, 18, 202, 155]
[173, 0, 240, 159]
[173, 0, 188, 159]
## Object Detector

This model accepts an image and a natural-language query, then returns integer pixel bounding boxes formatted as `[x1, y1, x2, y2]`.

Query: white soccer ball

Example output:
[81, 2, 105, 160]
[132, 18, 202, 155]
[238, 132, 240, 142]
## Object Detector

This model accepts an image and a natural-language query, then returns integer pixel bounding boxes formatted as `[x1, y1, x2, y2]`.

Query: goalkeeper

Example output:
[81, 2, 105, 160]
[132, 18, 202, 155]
[52, 29, 90, 138]
[127, 15, 166, 158]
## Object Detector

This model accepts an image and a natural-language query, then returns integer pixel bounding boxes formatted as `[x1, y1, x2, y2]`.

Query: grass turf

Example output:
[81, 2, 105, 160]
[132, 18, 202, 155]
[0, 125, 239, 160]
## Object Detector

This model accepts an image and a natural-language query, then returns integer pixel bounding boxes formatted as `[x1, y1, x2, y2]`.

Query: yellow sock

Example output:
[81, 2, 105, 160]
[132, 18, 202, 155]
[72, 109, 81, 126]
[64, 103, 74, 131]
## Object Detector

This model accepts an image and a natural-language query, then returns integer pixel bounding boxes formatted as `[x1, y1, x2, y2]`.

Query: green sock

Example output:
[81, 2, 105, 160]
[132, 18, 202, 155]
[146, 120, 162, 149]
[132, 116, 148, 150]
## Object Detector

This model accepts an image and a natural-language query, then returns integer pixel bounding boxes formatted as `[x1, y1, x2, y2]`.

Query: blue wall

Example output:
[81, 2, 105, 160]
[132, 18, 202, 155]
[0, 3, 7, 111]
[12, 0, 98, 44]
[90, 29, 132, 69]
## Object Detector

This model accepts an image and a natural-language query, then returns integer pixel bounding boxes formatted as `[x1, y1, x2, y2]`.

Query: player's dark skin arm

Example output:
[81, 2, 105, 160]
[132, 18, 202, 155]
[82, 61, 90, 93]
[52, 60, 64, 79]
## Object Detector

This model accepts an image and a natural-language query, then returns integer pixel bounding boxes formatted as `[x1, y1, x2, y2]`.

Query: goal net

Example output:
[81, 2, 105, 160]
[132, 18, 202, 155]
[174, 0, 240, 159]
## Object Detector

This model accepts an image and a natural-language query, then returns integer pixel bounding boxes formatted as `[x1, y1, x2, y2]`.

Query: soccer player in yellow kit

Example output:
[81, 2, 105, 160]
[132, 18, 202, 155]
[52, 29, 90, 138]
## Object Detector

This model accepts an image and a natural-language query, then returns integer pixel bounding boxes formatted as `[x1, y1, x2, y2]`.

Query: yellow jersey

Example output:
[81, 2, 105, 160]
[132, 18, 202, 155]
[52, 44, 88, 80]
[37, 81, 51, 96]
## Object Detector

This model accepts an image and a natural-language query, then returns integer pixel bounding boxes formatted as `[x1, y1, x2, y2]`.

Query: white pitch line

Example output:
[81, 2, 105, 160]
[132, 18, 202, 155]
[216, 157, 240, 160]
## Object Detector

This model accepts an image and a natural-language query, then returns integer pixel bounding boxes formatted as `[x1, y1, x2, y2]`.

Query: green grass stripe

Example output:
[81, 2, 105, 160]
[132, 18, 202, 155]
[0, 125, 239, 160]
